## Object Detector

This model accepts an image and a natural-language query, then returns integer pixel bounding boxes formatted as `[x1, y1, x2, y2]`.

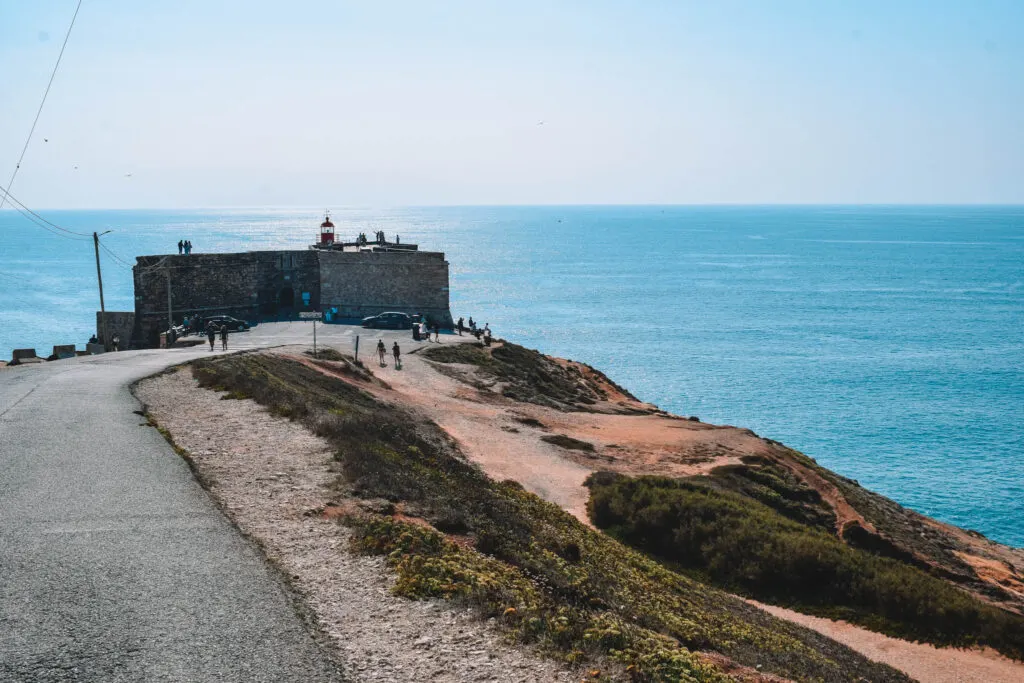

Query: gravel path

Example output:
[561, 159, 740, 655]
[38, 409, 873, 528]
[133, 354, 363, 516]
[136, 366, 580, 683]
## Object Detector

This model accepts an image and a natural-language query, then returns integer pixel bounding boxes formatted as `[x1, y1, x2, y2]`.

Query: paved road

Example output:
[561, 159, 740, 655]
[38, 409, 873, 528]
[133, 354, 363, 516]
[0, 323, 420, 682]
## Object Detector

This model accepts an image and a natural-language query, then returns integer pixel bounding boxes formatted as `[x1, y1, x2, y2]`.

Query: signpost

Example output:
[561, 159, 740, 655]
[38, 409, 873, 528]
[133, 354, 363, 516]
[299, 311, 322, 357]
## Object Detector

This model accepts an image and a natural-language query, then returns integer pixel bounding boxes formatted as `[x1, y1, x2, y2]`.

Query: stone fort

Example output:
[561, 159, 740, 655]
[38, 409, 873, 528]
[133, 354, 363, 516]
[124, 227, 452, 348]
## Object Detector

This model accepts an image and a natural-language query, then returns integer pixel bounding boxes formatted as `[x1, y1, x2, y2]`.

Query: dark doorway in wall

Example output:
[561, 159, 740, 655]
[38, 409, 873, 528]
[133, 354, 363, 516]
[259, 289, 277, 315]
[279, 287, 295, 310]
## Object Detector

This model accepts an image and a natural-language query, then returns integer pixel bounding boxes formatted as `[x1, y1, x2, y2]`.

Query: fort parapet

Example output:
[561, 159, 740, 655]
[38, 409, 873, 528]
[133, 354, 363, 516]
[131, 248, 452, 346]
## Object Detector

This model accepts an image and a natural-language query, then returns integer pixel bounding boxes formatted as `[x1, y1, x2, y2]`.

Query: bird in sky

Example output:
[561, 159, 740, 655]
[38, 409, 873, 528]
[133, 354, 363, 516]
[537, 120, 545, 126]
[44, 138, 49, 142]
[124, 172, 133, 178]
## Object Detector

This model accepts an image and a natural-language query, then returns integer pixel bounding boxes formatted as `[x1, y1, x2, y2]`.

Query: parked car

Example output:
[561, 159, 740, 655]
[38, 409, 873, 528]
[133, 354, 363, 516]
[203, 315, 250, 331]
[361, 312, 412, 329]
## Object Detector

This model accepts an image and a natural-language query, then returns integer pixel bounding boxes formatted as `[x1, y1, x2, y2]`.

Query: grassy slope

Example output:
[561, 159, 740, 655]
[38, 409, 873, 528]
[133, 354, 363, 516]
[190, 352, 908, 683]
[586, 471, 1024, 660]
[422, 341, 650, 413]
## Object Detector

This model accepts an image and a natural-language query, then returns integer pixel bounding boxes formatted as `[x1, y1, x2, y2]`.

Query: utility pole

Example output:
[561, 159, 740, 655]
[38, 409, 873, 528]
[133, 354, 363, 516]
[93, 231, 110, 350]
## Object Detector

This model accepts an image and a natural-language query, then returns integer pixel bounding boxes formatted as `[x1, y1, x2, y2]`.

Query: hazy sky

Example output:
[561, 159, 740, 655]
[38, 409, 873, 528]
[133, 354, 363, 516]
[2, 1, 1022, 207]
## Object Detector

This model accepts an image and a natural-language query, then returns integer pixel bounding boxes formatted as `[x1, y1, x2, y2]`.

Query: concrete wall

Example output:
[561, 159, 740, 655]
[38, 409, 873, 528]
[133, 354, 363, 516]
[317, 251, 452, 325]
[130, 249, 452, 347]
[96, 311, 135, 350]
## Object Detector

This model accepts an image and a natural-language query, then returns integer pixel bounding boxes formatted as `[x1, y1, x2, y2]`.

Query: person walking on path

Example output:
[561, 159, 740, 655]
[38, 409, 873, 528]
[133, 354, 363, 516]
[433, 323, 440, 342]
[220, 325, 229, 350]
[207, 323, 216, 351]
[376, 339, 387, 366]
[178, 240, 184, 254]
[457, 317, 464, 336]
[419, 320, 427, 342]
[392, 341, 401, 369]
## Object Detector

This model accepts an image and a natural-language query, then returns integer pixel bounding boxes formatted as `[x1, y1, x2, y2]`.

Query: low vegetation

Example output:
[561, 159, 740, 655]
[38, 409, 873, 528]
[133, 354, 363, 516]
[694, 455, 836, 532]
[191, 352, 908, 682]
[740, 446, 1024, 611]
[422, 341, 647, 413]
[586, 472, 1024, 660]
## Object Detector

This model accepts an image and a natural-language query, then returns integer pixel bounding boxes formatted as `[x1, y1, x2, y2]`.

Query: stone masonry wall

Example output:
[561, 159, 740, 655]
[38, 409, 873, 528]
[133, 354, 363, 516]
[131, 249, 452, 347]
[96, 311, 135, 350]
[132, 252, 319, 347]
[317, 250, 452, 325]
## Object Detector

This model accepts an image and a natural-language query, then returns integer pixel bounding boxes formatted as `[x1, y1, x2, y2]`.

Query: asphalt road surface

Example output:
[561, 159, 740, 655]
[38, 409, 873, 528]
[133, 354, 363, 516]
[0, 323, 428, 682]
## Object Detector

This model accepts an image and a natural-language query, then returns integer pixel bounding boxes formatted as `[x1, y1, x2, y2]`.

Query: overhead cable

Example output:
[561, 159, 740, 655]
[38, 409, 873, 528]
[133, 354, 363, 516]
[0, 184, 91, 238]
[0, 0, 84, 211]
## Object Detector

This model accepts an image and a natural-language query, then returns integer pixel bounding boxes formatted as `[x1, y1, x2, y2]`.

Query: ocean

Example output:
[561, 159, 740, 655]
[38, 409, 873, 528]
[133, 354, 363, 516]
[1, 205, 1022, 547]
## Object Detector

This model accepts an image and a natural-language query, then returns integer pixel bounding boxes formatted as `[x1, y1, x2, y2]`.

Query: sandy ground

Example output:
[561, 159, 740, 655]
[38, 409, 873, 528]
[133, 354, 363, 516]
[313, 339, 774, 522]
[140, 338, 1024, 683]
[136, 367, 580, 683]
[751, 601, 1024, 683]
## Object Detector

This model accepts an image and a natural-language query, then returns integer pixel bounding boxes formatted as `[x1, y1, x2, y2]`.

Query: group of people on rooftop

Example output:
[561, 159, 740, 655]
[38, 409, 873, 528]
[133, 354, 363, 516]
[355, 231, 397, 246]
[176, 240, 194, 255]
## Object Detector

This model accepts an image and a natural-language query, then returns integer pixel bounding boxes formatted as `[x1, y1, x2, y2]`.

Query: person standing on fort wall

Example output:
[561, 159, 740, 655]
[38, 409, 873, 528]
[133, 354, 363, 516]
[178, 240, 183, 254]
[457, 317, 464, 335]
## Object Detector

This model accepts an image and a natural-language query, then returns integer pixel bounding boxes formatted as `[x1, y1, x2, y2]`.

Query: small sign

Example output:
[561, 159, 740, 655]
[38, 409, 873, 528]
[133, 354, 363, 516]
[299, 311, 322, 320]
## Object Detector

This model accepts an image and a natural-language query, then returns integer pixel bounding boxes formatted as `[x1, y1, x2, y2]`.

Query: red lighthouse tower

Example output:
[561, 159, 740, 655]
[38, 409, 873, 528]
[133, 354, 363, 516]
[319, 211, 335, 247]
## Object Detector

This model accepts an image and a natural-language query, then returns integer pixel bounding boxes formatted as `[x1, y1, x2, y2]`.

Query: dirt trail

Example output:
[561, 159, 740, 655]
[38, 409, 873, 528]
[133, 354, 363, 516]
[295, 339, 773, 522]
[751, 600, 1024, 683]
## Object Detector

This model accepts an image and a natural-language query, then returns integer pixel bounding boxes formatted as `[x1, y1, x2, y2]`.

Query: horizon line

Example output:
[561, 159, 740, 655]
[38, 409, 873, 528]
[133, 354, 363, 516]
[4, 202, 1024, 212]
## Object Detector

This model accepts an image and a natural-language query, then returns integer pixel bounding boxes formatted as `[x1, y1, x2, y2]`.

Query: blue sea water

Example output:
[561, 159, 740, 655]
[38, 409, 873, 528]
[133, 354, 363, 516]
[1, 205, 1022, 547]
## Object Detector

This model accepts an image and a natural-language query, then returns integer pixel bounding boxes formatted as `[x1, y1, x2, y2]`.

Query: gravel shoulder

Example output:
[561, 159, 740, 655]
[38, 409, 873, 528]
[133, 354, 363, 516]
[135, 365, 579, 683]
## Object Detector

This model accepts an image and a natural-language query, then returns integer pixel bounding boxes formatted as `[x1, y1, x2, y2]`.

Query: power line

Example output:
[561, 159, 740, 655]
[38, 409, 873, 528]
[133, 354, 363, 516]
[0, 184, 91, 239]
[98, 241, 134, 270]
[0, 0, 84, 211]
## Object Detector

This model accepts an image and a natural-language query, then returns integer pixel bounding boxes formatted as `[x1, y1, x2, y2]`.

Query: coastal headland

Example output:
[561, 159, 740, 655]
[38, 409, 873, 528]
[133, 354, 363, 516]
[120, 325, 1024, 682]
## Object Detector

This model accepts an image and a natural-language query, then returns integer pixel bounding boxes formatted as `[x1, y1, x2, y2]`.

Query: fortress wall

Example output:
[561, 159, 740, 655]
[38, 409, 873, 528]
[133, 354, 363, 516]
[317, 251, 452, 325]
[130, 249, 453, 347]
[132, 252, 320, 346]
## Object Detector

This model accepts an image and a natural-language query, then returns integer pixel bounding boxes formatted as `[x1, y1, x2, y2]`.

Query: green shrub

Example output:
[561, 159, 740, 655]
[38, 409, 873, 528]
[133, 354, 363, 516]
[586, 473, 1024, 660]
